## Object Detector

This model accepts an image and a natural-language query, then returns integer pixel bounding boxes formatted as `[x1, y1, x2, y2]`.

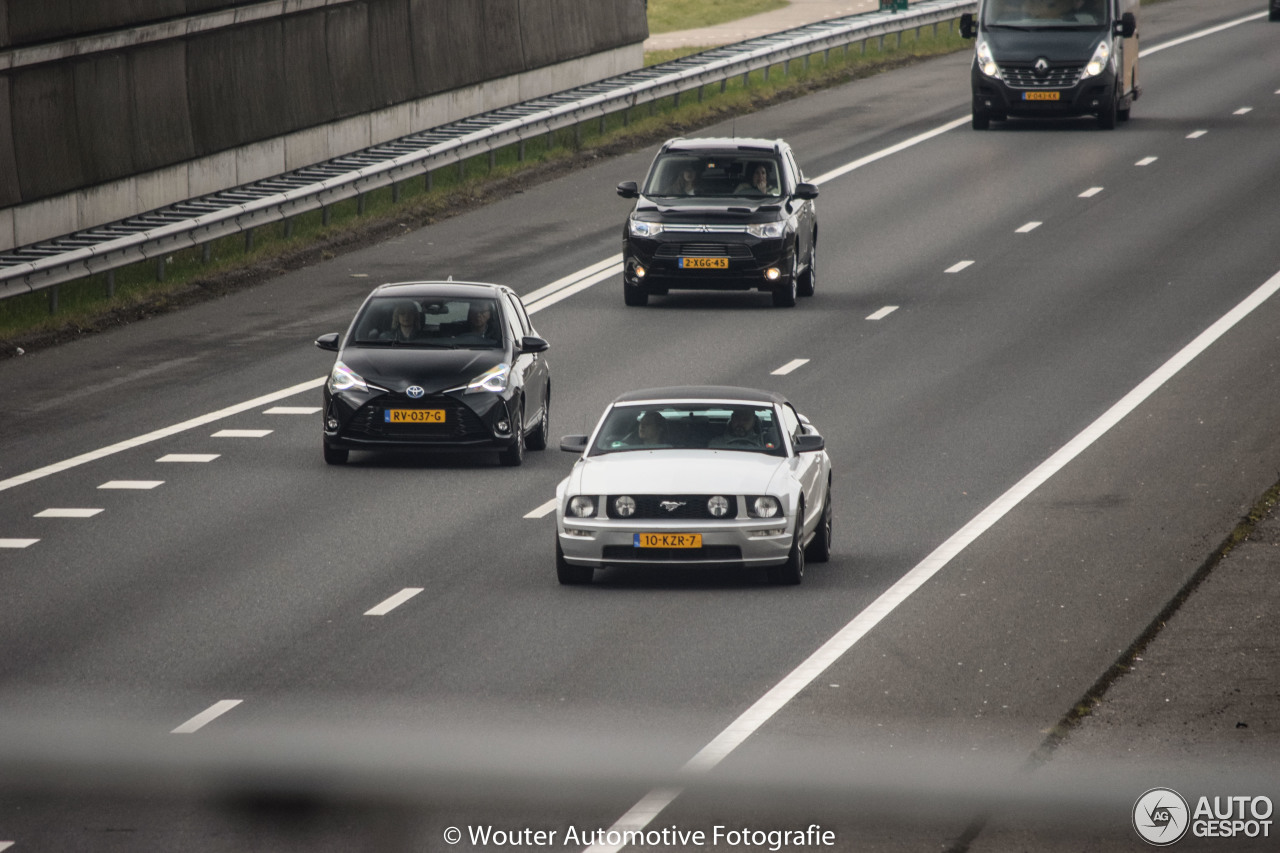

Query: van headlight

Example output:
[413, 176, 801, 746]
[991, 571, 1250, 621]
[1082, 40, 1110, 78]
[976, 40, 999, 78]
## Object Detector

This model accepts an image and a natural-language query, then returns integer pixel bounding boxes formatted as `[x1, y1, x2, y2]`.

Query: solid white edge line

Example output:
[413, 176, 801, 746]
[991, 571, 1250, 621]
[0, 378, 324, 493]
[525, 498, 559, 519]
[365, 588, 425, 616]
[810, 116, 970, 186]
[524, 254, 624, 305]
[525, 264, 623, 315]
[1138, 12, 1266, 57]
[771, 358, 810, 376]
[171, 699, 242, 734]
[587, 267, 1280, 851]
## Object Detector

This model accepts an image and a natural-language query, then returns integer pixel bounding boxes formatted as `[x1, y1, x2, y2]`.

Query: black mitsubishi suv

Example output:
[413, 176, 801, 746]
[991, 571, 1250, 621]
[616, 137, 819, 307]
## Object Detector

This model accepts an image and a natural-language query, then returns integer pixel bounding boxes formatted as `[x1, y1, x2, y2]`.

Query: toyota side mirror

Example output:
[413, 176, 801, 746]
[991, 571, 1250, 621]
[519, 335, 550, 353]
[314, 333, 340, 352]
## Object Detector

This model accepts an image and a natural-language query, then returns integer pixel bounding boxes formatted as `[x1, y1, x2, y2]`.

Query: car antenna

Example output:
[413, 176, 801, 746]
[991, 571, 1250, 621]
[447, 275, 453, 281]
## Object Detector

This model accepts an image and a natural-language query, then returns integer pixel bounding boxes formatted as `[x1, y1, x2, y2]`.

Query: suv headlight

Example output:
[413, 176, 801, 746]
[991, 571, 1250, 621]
[328, 361, 368, 394]
[746, 221, 785, 239]
[465, 363, 510, 394]
[1082, 40, 1110, 79]
[629, 218, 663, 238]
[976, 39, 999, 78]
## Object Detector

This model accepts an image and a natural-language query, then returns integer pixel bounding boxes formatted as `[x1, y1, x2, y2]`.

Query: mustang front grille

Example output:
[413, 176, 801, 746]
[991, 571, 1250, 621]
[605, 495, 740, 520]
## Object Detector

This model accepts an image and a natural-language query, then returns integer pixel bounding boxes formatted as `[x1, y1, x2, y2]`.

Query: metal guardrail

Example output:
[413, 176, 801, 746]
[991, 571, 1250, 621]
[0, 0, 973, 303]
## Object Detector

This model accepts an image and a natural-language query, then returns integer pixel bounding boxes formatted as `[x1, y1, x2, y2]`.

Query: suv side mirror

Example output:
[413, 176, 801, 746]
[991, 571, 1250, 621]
[616, 181, 639, 199]
[560, 435, 589, 452]
[959, 12, 976, 39]
[1114, 12, 1135, 38]
[793, 182, 819, 200]
[314, 333, 340, 352]
[793, 433, 825, 453]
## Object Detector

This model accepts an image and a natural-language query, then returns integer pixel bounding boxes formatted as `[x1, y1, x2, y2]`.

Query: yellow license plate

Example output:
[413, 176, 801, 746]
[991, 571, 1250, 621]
[634, 532, 702, 548]
[385, 409, 446, 424]
[1023, 91, 1060, 101]
[680, 257, 729, 269]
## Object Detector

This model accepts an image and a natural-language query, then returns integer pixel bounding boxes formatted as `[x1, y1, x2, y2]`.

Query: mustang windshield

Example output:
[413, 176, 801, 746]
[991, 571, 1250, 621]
[642, 153, 784, 199]
[590, 403, 785, 457]
[350, 296, 503, 348]
[983, 0, 1106, 27]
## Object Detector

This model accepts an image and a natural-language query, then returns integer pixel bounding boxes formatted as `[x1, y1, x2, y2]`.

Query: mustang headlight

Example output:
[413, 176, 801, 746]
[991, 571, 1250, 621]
[707, 495, 730, 518]
[976, 39, 999, 78]
[568, 496, 596, 518]
[746, 221, 785, 239]
[1082, 40, 1110, 79]
[614, 496, 636, 518]
[328, 361, 368, 394]
[465, 363, 510, 394]
[748, 496, 781, 518]
[629, 218, 663, 238]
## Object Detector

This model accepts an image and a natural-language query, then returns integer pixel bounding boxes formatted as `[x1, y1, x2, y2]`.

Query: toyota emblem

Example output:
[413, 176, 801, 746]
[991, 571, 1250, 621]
[406, 386, 425, 399]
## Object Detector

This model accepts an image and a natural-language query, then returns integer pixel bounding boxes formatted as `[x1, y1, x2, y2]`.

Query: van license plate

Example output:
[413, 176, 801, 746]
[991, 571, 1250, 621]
[680, 257, 729, 269]
[1023, 91, 1060, 101]
[635, 533, 702, 548]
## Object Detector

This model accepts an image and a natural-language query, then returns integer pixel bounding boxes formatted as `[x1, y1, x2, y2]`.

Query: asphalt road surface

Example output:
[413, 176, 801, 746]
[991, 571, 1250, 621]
[1, 1, 1277, 850]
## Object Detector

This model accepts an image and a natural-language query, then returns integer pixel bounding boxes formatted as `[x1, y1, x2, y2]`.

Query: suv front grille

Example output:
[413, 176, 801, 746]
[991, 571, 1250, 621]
[655, 243, 754, 259]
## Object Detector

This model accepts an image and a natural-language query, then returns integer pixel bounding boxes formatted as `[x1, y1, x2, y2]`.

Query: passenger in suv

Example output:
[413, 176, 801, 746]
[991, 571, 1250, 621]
[615, 137, 819, 308]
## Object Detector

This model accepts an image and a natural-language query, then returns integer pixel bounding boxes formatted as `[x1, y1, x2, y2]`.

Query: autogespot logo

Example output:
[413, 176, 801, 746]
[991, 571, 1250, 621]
[1134, 788, 1191, 846]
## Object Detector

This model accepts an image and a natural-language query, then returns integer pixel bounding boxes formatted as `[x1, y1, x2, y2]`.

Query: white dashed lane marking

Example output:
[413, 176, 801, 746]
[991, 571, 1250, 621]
[1015, 221, 1042, 233]
[365, 588, 425, 616]
[35, 508, 103, 518]
[1136, 156, 1158, 166]
[171, 700, 242, 734]
[264, 406, 320, 415]
[0, 539, 38, 548]
[212, 429, 272, 438]
[525, 498, 558, 519]
[945, 261, 974, 273]
[157, 454, 220, 463]
[1233, 107, 1253, 115]
[98, 481, 164, 490]
[866, 306, 898, 321]
[771, 358, 809, 376]
[1186, 130, 1208, 139]
[1079, 187, 1104, 198]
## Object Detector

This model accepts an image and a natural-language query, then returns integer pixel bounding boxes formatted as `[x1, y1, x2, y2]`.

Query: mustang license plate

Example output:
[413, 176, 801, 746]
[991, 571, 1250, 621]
[1022, 91, 1060, 101]
[679, 257, 729, 269]
[635, 532, 702, 549]
[385, 409, 446, 424]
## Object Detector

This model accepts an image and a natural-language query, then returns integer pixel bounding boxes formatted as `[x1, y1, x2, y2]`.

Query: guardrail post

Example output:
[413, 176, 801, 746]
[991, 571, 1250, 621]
[599, 115, 607, 134]
[106, 270, 115, 298]
[673, 91, 681, 108]
[357, 194, 366, 215]
[426, 170, 433, 192]
[574, 122, 582, 146]
[488, 149, 496, 170]
[720, 78, 727, 93]
[157, 257, 166, 282]
[48, 285, 58, 313]
[245, 228, 254, 251]
[519, 139, 527, 159]
[322, 206, 331, 226]
[285, 218, 294, 238]
[202, 243, 211, 264]
[391, 183, 400, 203]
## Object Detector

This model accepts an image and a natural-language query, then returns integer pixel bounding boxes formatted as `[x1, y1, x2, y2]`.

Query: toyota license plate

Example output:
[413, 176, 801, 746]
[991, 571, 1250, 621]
[1023, 91, 1060, 101]
[679, 257, 729, 269]
[634, 532, 702, 548]
[385, 409, 446, 424]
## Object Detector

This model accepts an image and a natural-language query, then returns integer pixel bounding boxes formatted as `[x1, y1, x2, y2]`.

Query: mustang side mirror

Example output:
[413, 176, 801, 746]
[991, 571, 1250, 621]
[616, 181, 639, 199]
[314, 333, 340, 352]
[793, 433, 825, 453]
[519, 335, 550, 353]
[560, 435, 589, 452]
[959, 12, 976, 39]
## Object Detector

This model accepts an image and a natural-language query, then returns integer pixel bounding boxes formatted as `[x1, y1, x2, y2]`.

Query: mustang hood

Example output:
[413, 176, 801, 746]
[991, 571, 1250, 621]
[573, 451, 787, 495]
[337, 346, 505, 394]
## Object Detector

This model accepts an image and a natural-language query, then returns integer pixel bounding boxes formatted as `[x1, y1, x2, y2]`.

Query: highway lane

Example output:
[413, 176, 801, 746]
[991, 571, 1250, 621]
[1, 1, 1278, 849]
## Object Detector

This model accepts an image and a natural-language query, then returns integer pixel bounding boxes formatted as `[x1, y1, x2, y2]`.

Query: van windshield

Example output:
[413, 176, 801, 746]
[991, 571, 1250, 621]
[984, 0, 1107, 27]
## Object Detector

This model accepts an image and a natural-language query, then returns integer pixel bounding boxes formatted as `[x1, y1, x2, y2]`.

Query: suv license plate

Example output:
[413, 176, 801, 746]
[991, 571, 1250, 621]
[679, 257, 729, 269]
[635, 533, 702, 548]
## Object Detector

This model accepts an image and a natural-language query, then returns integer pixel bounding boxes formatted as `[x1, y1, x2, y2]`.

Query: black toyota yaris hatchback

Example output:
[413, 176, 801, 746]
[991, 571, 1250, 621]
[616, 137, 819, 307]
[314, 281, 551, 466]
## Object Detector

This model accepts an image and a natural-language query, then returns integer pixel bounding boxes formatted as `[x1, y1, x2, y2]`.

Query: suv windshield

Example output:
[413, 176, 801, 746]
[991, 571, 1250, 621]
[350, 296, 503, 348]
[642, 153, 784, 199]
[590, 404, 785, 457]
[984, 0, 1107, 27]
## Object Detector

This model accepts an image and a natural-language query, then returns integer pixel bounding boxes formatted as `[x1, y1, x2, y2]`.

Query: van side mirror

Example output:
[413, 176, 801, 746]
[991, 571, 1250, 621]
[1115, 12, 1135, 38]
[959, 12, 976, 39]
[560, 435, 589, 452]
[616, 181, 639, 199]
[314, 333, 340, 352]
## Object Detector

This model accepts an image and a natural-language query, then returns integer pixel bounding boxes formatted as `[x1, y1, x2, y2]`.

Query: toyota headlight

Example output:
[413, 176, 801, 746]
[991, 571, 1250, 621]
[747, 221, 785, 239]
[328, 361, 368, 394]
[629, 218, 663, 238]
[465, 363, 510, 394]
[1082, 40, 1110, 79]
[976, 40, 999, 78]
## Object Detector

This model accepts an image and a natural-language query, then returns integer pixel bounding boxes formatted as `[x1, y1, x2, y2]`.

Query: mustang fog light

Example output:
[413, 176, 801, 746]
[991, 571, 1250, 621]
[614, 495, 636, 517]
[765, 267, 781, 281]
[563, 528, 593, 538]
[568, 496, 595, 518]
[707, 495, 730, 517]
[751, 528, 787, 538]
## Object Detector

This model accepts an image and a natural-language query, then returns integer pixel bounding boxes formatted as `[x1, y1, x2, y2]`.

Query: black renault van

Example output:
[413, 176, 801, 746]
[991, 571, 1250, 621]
[960, 0, 1140, 130]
